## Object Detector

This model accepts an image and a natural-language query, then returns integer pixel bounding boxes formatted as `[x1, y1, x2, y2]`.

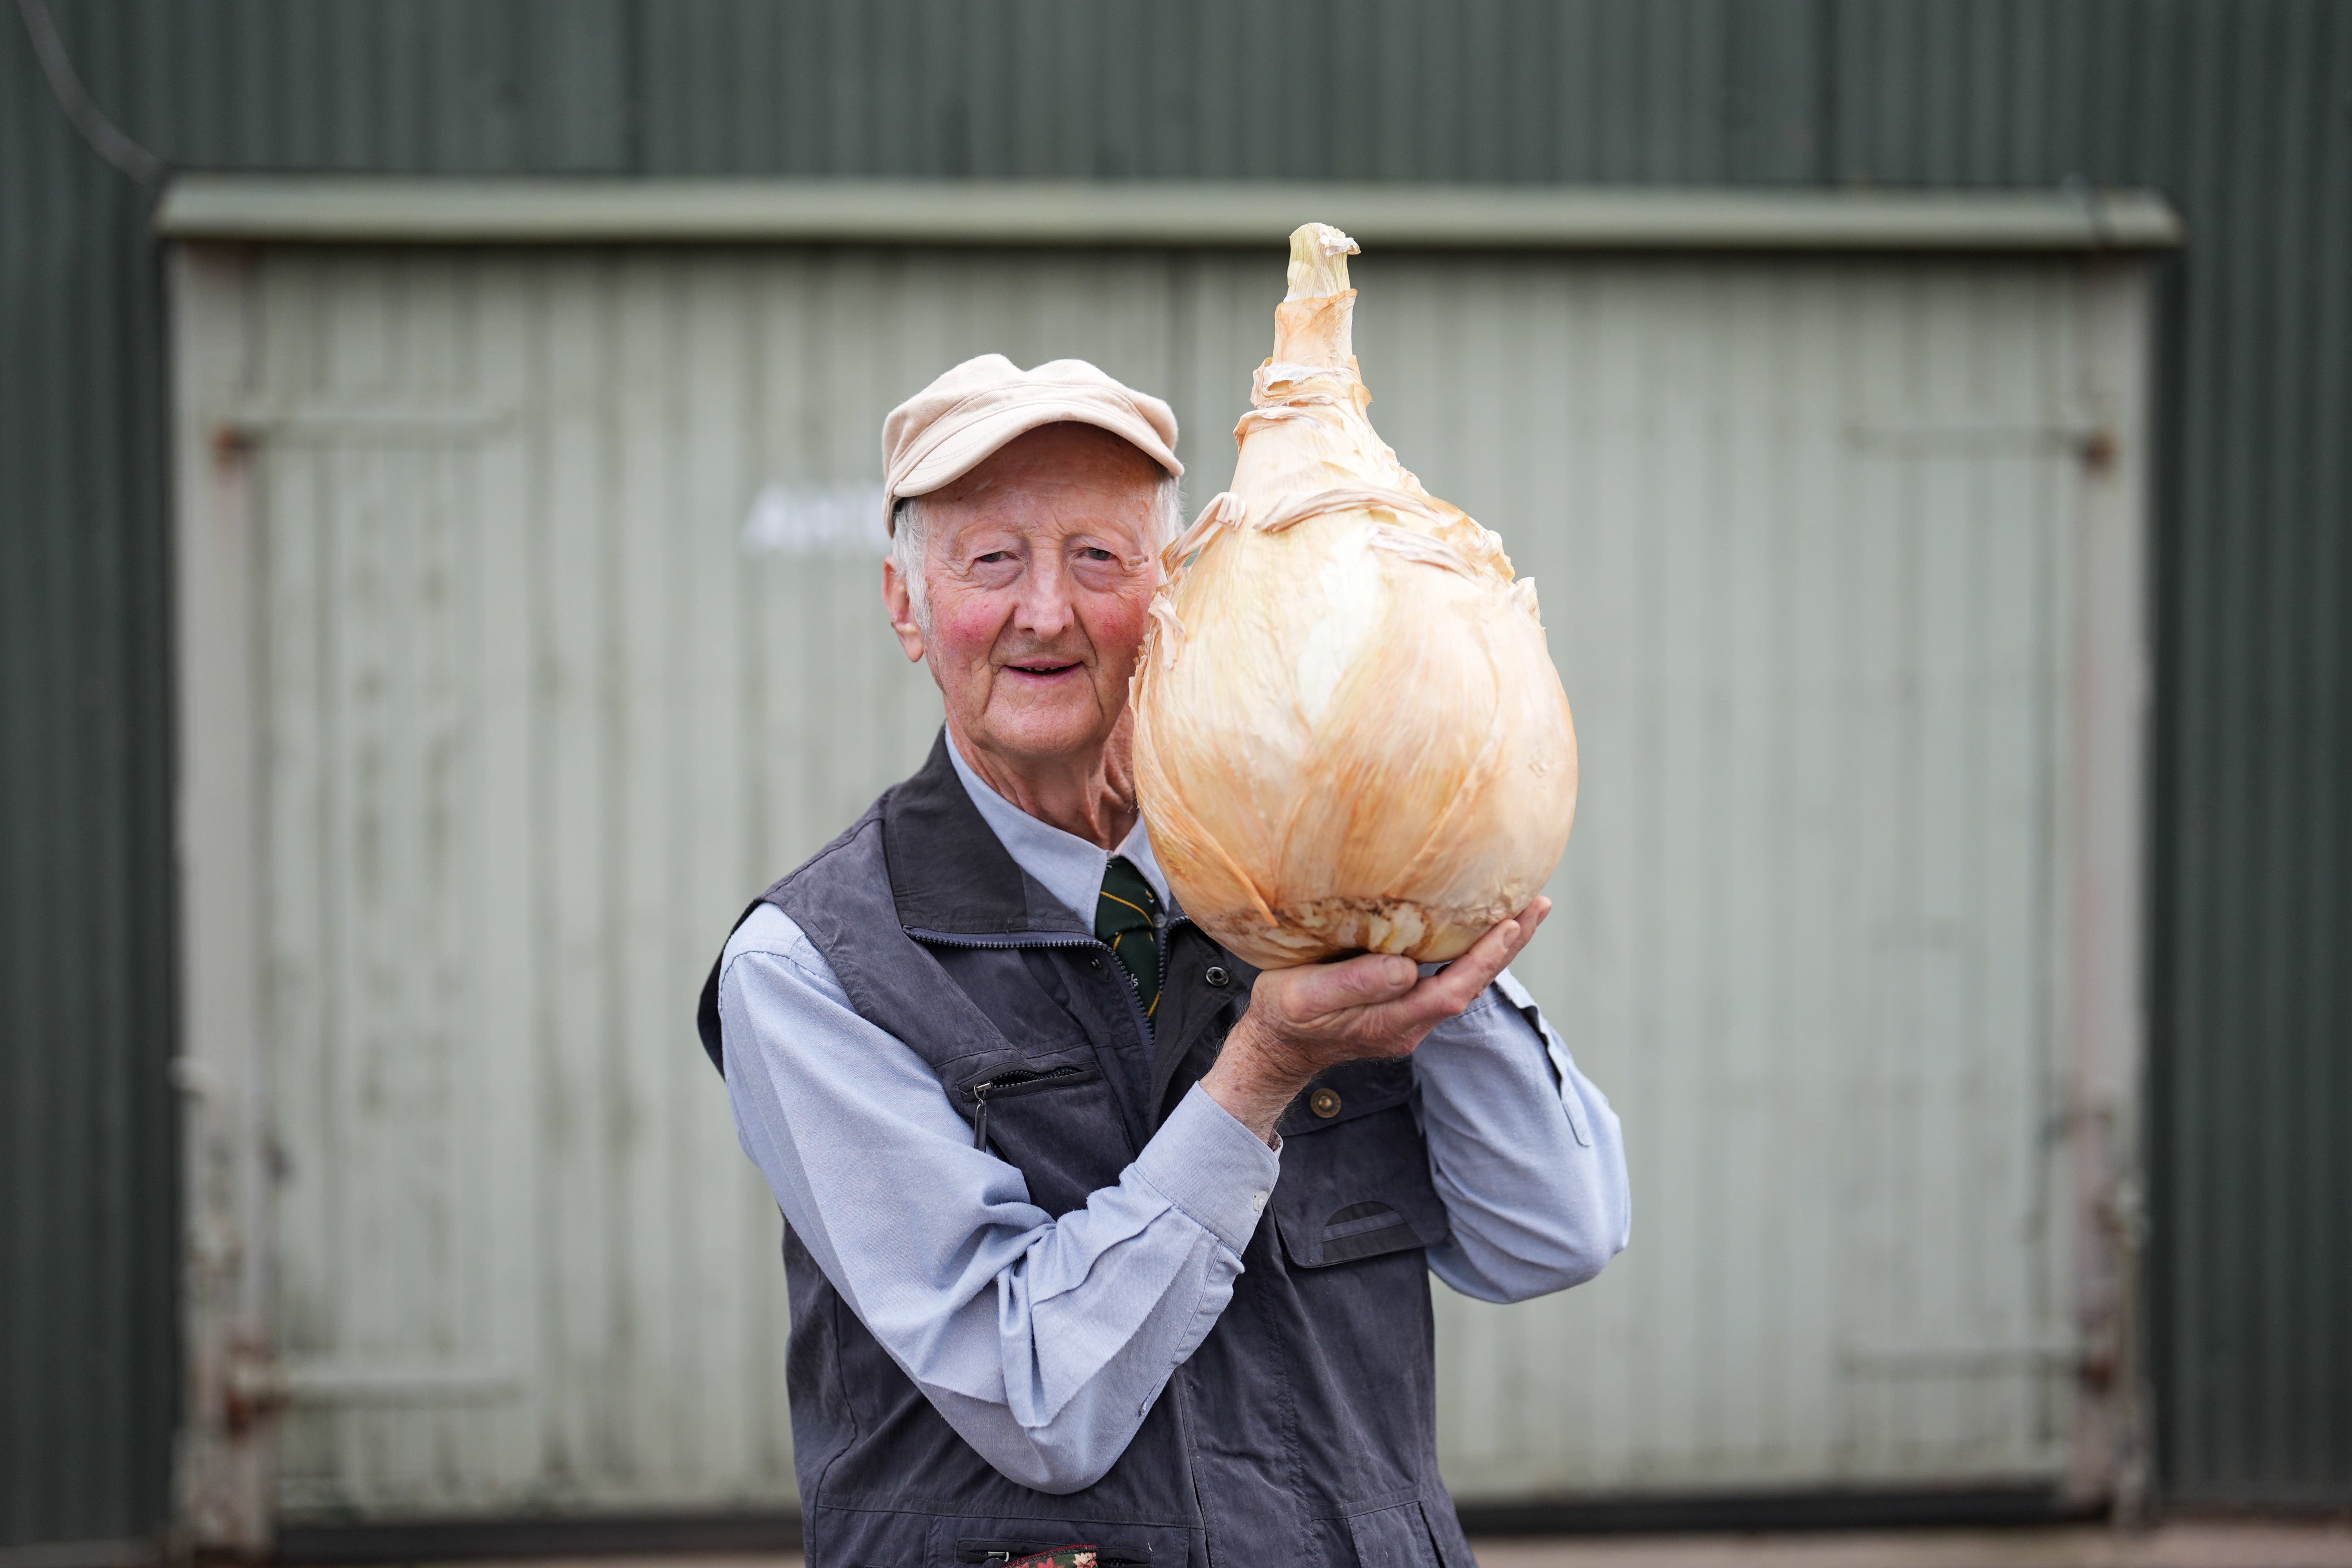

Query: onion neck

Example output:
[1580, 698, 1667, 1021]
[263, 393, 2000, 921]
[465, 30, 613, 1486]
[1271, 290, 1356, 371]
[1272, 221, 1361, 371]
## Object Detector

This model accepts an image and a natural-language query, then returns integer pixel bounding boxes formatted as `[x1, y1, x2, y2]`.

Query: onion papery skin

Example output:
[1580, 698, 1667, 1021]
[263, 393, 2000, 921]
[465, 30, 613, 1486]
[1131, 224, 1577, 969]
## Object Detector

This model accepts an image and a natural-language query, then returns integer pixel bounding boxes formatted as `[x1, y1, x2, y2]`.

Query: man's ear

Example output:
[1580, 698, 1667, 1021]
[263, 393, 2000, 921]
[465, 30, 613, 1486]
[881, 559, 926, 663]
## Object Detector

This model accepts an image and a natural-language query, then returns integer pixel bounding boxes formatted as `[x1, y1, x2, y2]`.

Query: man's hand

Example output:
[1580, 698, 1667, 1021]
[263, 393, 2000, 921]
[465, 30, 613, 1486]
[1202, 898, 1552, 1144]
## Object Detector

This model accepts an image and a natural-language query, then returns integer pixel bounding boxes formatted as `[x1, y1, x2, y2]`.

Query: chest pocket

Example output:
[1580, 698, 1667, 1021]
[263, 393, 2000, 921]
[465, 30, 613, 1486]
[952, 1047, 1134, 1219]
[1269, 1058, 1450, 1268]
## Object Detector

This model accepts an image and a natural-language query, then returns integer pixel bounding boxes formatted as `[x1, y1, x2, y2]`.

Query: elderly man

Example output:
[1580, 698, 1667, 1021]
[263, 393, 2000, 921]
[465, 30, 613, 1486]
[699, 355, 1629, 1568]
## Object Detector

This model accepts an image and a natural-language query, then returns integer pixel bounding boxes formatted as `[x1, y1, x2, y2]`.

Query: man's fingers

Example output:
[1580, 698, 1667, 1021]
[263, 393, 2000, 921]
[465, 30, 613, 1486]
[1292, 951, 1418, 1018]
[1398, 897, 1553, 1019]
[1455, 902, 1545, 988]
[1470, 896, 1549, 971]
[1258, 897, 1555, 1046]
[1378, 927, 1515, 1027]
[1499, 896, 1551, 960]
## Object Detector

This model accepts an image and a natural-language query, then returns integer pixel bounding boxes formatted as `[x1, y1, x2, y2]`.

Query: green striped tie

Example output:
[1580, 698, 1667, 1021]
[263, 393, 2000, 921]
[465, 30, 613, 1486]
[1095, 855, 1162, 1022]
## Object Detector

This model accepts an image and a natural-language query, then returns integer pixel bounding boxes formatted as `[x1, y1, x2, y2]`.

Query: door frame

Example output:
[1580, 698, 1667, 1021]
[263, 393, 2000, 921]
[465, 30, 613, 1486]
[164, 181, 2173, 1548]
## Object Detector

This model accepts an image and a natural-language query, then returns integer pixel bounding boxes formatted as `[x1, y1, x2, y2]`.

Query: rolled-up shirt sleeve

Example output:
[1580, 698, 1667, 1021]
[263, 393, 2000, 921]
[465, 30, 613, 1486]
[718, 904, 1278, 1494]
[1412, 966, 1632, 1303]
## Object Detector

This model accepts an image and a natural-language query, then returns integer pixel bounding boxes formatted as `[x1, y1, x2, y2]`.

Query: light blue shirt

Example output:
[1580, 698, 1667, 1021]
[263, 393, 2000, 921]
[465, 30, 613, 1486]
[718, 740, 1630, 1495]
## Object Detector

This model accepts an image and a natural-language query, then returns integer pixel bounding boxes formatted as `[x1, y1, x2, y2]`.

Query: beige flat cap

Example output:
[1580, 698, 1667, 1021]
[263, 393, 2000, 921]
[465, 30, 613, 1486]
[881, 354, 1181, 533]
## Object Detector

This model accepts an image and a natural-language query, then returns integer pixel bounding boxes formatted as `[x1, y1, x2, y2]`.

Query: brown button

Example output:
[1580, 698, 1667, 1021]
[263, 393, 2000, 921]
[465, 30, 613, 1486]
[1309, 1088, 1342, 1119]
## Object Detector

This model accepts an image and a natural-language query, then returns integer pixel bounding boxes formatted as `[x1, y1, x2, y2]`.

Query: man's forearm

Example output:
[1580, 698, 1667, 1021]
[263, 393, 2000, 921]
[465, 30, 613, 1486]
[1199, 1012, 1321, 1143]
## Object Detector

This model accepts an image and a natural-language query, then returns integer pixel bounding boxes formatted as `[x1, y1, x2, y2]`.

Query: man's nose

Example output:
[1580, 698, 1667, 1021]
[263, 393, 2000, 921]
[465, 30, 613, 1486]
[1011, 553, 1076, 640]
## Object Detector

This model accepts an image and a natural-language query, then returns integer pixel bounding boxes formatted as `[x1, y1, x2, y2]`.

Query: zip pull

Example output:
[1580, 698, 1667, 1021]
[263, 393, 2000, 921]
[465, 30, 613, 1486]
[967, 1063, 1090, 1153]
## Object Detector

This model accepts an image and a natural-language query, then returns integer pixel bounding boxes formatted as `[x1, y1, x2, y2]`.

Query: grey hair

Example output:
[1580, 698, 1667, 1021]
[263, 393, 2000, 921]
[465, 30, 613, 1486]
[891, 472, 1183, 630]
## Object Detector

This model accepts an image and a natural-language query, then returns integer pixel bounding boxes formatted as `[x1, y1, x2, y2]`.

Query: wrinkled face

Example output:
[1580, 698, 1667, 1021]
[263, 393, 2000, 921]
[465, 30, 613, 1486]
[885, 423, 1165, 768]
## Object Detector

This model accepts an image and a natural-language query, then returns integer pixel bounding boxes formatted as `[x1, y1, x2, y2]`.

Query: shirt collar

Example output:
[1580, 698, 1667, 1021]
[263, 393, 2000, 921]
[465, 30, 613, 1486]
[945, 732, 1175, 928]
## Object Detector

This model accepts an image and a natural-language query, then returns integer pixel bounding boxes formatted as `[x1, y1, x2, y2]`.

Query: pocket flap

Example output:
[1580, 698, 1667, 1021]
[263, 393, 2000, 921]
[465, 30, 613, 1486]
[1270, 1063, 1449, 1269]
[1276, 1057, 1415, 1140]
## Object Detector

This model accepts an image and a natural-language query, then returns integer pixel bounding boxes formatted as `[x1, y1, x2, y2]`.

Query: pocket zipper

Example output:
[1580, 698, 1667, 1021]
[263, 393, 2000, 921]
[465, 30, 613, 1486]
[967, 1063, 1096, 1151]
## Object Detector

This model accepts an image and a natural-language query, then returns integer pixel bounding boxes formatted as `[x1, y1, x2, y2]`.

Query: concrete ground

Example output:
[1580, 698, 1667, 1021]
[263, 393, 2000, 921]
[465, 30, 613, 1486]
[1470, 1521, 2352, 1568]
[462, 1522, 2352, 1568]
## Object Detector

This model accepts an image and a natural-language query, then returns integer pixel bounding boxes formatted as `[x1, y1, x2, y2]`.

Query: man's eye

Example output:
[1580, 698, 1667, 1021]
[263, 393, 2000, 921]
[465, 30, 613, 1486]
[974, 551, 1013, 564]
[1080, 547, 1116, 562]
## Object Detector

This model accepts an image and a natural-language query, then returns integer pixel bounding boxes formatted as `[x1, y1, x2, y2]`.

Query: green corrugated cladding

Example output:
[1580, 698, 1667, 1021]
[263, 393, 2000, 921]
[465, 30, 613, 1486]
[2, 0, 2344, 1547]
[1, 13, 179, 1555]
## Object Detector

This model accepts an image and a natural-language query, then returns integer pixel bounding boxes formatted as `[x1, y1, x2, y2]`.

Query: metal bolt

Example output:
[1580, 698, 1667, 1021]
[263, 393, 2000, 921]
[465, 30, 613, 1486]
[1310, 1087, 1342, 1119]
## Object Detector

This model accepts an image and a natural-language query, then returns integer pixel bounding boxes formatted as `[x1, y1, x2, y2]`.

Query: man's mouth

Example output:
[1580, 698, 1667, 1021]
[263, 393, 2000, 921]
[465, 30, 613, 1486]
[1005, 661, 1080, 680]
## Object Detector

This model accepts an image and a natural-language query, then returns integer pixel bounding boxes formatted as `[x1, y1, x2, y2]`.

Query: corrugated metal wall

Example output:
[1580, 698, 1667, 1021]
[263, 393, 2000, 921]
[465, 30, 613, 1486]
[0, 15, 179, 1553]
[4, 0, 2345, 1544]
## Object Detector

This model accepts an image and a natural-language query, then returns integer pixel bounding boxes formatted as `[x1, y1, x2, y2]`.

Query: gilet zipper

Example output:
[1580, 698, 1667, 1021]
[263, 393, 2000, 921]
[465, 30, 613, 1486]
[920, 922, 1209, 1529]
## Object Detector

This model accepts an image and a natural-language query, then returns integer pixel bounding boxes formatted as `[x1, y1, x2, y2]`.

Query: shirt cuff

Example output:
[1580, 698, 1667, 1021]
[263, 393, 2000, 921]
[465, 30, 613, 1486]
[1131, 1084, 1283, 1254]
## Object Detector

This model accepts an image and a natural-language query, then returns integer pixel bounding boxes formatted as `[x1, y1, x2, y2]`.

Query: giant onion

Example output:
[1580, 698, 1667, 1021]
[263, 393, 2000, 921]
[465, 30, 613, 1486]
[1131, 223, 1578, 969]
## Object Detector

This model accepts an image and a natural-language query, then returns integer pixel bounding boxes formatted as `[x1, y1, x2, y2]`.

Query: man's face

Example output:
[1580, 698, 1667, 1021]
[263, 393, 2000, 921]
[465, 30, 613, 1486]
[885, 423, 1165, 769]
